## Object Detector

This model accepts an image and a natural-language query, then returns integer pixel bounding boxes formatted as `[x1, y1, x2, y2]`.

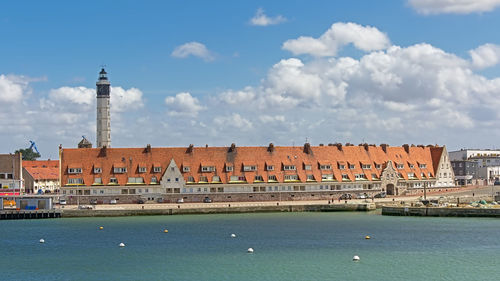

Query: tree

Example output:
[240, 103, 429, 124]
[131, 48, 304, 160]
[15, 148, 41, 161]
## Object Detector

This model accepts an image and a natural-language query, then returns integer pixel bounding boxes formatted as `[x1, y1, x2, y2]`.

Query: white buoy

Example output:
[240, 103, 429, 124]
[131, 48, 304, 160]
[247, 248, 254, 253]
[231, 233, 236, 238]
[353, 255, 360, 261]
[119, 242, 125, 247]
[39, 239, 45, 243]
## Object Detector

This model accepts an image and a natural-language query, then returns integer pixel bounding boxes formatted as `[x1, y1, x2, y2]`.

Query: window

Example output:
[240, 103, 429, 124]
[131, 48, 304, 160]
[304, 165, 312, 170]
[349, 164, 355, 169]
[361, 164, 371, 169]
[138, 167, 147, 173]
[284, 175, 298, 181]
[254, 175, 263, 181]
[187, 176, 195, 182]
[409, 164, 414, 169]
[284, 165, 296, 171]
[150, 176, 158, 184]
[212, 176, 221, 182]
[114, 167, 127, 173]
[342, 174, 349, 180]
[201, 166, 215, 172]
[375, 164, 382, 169]
[338, 164, 345, 170]
[355, 174, 367, 180]
[371, 173, 378, 179]
[268, 175, 277, 181]
[94, 178, 102, 184]
[321, 174, 334, 181]
[408, 173, 415, 178]
[307, 174, 315, 181]
[199, 176, 208, 182]
[68, 168, 82, 174]
[320, 165, 331, 170]
[94, 167, 102, 174]
[153, 166, 162, 173]
[230, 175, 246, 182]
[183, 166, 190, 172]
[428, 172, 432, 177]
[243, 165, 257, 172]
[128, 177, 144, 184]
[396, 164, 404, 169]
[68, 178, 83, 184]
[109, 177, 118, 184]
[419, 164, 427, 169]
[267, 165, 274, 171]
[226, 166, 233, 172]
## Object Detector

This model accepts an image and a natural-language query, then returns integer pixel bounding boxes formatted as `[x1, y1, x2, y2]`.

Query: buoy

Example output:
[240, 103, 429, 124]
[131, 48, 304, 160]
[365, 235, 370, 240]
[119, 243, 125, 247]
[231, 233, 236, 238]
[164, 229, 168, 233]
[39, 239, 45, 243]
[99, 226, 104, 230]
[247, 248, 254, 253]
[353, 255, 360, 261]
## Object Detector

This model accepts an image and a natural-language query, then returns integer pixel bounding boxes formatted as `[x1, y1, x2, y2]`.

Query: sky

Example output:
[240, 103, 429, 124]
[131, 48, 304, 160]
[2, 0, 500, 159]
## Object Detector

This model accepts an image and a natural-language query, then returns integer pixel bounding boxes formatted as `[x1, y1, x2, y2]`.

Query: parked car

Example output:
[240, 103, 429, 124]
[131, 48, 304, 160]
[203, 197, 212, 203]
[110, 199, 117, 204]
[90, 199, 98, 205]
[339, 194, 352, 200]
[358, 193, 367, 199]
[176, 198, 184, 203]
[59, 199, 67, 205]
[374, 192, 387, 198]
[494, 181, 500, 186]
[78, 205, 93, 210]
[137, 199, 145, 204]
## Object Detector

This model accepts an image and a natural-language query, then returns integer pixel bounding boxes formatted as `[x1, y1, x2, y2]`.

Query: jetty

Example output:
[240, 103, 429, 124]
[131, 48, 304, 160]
[0, 209, 62, 220]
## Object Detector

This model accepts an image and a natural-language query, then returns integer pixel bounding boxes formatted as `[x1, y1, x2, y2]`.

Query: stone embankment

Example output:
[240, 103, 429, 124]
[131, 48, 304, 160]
[382, 206, 500, 217]
[62, 203, 376, 217]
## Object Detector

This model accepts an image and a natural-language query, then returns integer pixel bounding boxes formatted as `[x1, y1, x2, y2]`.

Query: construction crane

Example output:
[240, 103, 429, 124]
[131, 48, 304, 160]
[29, 140, 40, 154]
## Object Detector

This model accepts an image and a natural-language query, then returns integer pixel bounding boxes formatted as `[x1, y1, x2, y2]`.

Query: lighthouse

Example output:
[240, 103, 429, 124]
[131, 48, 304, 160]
[96, 68, 111, 148]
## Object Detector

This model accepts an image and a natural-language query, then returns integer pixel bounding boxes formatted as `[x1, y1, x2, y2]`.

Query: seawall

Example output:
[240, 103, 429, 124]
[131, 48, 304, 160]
[62, 203, 376, 218]
[382, 206, 500, 217]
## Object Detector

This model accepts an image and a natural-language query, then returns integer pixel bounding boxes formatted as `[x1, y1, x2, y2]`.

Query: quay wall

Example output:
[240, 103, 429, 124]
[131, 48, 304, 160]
[62, 203, 376, 218]
[382, 206, 500, 217]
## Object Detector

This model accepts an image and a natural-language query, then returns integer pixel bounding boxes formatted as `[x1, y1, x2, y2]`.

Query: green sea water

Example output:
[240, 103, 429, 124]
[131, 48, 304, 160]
[1, 212, 499, 281]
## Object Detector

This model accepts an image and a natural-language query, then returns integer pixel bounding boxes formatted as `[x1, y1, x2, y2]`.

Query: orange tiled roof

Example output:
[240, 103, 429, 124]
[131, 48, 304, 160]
[23, 160, 58, 168]
[24, 166, 59, 180]
[60, 144, 443, 186]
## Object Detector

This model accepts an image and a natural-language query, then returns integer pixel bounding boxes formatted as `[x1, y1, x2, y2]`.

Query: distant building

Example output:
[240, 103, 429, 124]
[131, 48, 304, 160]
[0, 153, 23, 195]
[22, 160, 60, 194]
[59, 143, 455, 204]
[451, 160, 478, 186]
[449, 149, 500, 161]
[449, 149, 500, 184]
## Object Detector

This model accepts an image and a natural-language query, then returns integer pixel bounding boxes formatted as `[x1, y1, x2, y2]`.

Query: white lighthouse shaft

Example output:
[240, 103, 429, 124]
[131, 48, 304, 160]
[96, 68, 111, 148]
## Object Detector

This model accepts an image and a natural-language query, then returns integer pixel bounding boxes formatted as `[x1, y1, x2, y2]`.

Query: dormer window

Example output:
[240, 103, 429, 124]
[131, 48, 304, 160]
[138, 167, 147, 173]
[183, 166, 190, 172]
[266, 165, 274, 171]
[153, 166, 162, 173]
[349, 164, 355, 169]
[151, 176, 158, 184]
[396, 164, 404, 169]
[322, 174, 334, 181]
[187, 176, 195, 183]
[419, 164, 427, 169]
[307, 174, 315, 181]
[254, 175, 264, 181]
[225, 166, 233, 172]
[361, 164, 371, 169]
[338, 164, 345, 170]
[283, 165, 296, 171]
[243, 165, 257, 172]
[304, 165, 312, 170]
[93, 167, 102, 174]
[201, 166, 215, 172]
[320, 165, 331, 170]
[68, 167, 82, 174]
[268, 175, 277, 182]
[375, 164, 382, 169]
[113, 167, 127, 173]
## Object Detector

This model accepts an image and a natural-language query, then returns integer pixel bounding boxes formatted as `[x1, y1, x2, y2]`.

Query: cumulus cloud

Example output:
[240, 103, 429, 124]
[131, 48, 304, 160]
[409, 0, 500, 14]
[0, 74, 29, 103]
[282, 22, 390, 57]
[111, 87, 144, 113]
[214, 113, 253, 130]
[165, 92, 205, 117]
[171, 42, 214, 62]
[469, 43, 500, 69]
[250, 8, 287, 26]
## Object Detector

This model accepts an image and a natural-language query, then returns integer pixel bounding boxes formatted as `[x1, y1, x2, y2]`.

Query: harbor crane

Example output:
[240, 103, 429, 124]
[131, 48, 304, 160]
[29, 140, 40, 154]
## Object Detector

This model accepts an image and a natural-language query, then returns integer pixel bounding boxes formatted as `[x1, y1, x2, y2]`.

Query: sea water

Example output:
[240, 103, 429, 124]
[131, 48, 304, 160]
[1, 212, 499, 281]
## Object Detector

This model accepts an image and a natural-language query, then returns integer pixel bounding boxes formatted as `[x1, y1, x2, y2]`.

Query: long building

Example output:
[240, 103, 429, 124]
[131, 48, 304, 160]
[60, 143, 455, 204]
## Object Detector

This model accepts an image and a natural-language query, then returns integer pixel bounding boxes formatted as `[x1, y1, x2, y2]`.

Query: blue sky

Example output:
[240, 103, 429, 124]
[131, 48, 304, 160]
[2, 0, 500, 159]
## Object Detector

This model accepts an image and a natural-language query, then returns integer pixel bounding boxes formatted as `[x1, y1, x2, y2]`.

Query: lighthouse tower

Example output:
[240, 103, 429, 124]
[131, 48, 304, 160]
[96, 68, 111, 148]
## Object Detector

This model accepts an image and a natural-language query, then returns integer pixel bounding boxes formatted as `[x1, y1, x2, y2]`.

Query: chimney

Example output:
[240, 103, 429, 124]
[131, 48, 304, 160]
[403, 144, 409, 154]
[417, 144, 424, 148]
[205, 144, 208, 148]
[145, 144, 151, 153]
[229, 143, 236, 152]
[303, 143, 311, 154]
[381, 144, 389, 153]
[363, 143, 369, 151]
[267, 143, 274, 152]
[335, 143, 343, 151]
[319, 143, 324, 146]
[186, 144, 194, 153]
[99, 145, 107, 157]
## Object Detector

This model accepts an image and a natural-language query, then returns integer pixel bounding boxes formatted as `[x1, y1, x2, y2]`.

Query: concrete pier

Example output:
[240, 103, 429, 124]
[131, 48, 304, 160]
[62, 203, 376, 218]
[382, 206, 500, 217]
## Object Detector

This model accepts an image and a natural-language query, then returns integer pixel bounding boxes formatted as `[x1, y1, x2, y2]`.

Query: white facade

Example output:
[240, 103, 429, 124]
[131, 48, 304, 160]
[434, 147, 455, 187]
[449, 149, 500, 161]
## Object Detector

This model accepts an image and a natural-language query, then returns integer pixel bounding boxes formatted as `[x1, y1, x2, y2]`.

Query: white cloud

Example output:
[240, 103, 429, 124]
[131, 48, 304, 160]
[0, 74, 29, 103]
[250, 8, 287, 26]
[171, 42, 214, 62]
[165, 92, 205, 117]
[111, 87, 144, 113]
[469, 43, 500, 69]
[214, 113, 253, 130]
[48, 86, 94, 106]
[409, 0, 500, 14]
[282, 22, 390, 57]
